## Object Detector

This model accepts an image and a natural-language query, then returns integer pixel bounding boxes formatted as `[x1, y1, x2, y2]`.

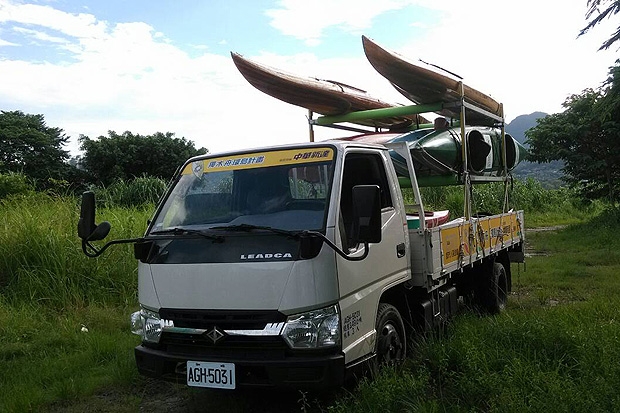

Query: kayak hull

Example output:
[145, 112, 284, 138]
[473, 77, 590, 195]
[231, 52, 429, 129]
[345, 127, 528, 184]
[394, 127, 527, 179]
[362, 36, 502, 125]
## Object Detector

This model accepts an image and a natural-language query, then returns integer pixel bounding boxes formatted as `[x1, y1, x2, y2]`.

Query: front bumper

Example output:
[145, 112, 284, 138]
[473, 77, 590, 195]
[135, 344, 345, 389]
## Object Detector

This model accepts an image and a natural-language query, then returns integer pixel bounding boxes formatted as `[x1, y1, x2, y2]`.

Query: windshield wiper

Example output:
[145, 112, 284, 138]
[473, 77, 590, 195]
[149, 227, 224, 242]
[208, 224, 368, 261]
[209, 224, 303, 238]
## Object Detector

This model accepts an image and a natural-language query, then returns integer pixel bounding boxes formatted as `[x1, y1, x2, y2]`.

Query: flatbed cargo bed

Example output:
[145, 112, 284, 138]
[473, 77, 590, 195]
[409, 210, 524, 290]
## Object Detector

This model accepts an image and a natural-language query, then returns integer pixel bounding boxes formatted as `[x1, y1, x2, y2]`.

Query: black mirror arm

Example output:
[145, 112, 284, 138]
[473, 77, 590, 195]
[302, 231, 369, 262]
[81, 237, 144, 258]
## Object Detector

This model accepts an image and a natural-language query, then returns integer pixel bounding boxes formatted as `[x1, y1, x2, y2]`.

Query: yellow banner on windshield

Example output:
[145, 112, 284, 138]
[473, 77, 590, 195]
[182, 147, 334, 175]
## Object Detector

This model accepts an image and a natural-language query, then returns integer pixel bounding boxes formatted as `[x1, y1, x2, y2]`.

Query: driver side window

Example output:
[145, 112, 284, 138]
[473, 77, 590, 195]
[339, 152, 392, 251]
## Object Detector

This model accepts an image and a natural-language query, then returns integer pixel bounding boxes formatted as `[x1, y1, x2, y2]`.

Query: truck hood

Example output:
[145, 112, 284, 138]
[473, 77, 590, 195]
[143, 249, 338, 313]
[149, 262, 291, 310]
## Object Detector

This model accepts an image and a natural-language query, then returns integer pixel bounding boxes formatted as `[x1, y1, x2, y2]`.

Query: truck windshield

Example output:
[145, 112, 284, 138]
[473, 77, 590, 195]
[150, 148, 335, 233]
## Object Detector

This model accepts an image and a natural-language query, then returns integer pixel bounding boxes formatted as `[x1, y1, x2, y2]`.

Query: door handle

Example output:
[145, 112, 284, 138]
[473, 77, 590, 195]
[396, 243, 406, 258]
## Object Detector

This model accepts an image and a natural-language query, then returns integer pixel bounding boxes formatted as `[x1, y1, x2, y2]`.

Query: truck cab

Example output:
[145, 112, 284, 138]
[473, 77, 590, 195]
[128, 141, 410, 388]
[79, 137, 524, 390]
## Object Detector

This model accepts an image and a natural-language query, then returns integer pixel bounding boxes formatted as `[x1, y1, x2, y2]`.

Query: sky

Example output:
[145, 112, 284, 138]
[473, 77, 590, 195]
[0, 0, 617, 156]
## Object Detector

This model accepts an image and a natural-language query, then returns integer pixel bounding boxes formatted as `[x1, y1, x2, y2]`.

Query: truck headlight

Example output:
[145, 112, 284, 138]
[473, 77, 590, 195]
[130, 308, 171, 343]
[281, 304, 340, 349]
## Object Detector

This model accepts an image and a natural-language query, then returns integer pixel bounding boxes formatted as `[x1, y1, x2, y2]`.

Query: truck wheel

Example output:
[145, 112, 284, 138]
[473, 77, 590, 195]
[375, 303, 406, 367]
[486, 262, 508, 314]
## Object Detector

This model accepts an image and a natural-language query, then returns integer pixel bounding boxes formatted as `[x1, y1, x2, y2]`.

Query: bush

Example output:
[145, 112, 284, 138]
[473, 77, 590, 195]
[0, 172, 33, 199]
[91, 176, 167, 208]
[406, 178, 585, 219]
[0, 193, 150, 307]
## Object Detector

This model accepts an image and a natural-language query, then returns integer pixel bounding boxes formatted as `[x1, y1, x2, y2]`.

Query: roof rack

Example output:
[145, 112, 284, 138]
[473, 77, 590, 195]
[307, 86, 513, 220]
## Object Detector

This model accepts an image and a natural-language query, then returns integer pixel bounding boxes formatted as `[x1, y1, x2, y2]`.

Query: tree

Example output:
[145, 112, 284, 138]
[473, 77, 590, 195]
[525, 63, 620, 204]
[579, 0, 620, 50]
[0, 110, 71, 187]
[79, 131, 208, 185]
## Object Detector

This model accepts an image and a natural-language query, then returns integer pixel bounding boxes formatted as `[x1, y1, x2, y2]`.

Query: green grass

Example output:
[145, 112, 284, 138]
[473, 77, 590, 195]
[330, 208, 620, 413]
[1, 190, 619, 412]
[0, 303, 140, 412]
[91, 176, 167, 208]
[407, 178, 601, 227]
[330, 300, 620, 412]
[0, 194, 149, 412]
[0, 193, 151, 307]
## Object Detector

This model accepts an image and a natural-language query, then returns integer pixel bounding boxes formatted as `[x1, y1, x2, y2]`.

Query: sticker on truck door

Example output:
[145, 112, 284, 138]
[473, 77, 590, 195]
[343, 310, 363, 339]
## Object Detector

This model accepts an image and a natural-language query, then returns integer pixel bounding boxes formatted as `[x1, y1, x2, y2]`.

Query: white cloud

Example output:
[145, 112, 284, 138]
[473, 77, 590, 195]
[0, 36, 17, 46]
[0, 0, 617, 160]
[265, 0, 415, 46]
[262, 0, 617, 121]
[13, 26, 68, 44]
[387, 0, 618, 120]
[0, 2, 265, 153]
[0, 1, 107, 39]
[0, 0, 407, 155]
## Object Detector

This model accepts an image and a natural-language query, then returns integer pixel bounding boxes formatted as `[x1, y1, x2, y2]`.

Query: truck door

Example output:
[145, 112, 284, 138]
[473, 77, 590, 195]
[336, 150, 409, 364]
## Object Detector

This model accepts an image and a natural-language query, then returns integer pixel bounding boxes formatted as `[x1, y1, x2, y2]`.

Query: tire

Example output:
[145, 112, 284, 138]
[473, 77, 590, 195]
[473, 260, 508, 314]
[374, 303, 406, 367]
[486, 261, 508, 314]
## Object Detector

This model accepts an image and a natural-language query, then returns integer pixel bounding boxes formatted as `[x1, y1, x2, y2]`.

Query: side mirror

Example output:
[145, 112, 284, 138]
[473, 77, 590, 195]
[78, 191, 111, 241]
[89, 221, 111, 241]
[351, 185, 382, 245]
[78, 191, 96, 240]
[78, 191, 140, 258]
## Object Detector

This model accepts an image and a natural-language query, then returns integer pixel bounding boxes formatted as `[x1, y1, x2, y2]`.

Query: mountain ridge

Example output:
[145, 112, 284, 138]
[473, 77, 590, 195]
[506, 111, 564, 187]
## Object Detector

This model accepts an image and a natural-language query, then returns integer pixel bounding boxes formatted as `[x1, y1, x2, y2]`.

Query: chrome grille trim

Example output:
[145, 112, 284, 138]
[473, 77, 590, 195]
[163, 322, 285, 337]
[225, 322, 285, 336]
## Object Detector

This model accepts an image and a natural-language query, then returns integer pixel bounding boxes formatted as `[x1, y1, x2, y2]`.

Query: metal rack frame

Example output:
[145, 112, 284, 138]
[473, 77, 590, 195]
[307, 91, 513, 221]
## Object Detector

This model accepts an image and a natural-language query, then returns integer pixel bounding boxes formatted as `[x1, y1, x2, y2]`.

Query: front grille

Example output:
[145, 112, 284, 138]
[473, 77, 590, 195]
[157, 309, 289, 359]
[159, 308, 286, 330]
[160, 331, 287, 359]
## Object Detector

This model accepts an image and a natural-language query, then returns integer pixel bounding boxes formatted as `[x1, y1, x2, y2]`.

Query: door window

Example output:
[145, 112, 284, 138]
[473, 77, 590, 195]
[339, 152, 392, 250]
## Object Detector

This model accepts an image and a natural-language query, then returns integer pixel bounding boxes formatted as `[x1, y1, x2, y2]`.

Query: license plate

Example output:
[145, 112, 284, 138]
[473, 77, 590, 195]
[186, 361, 236, 389]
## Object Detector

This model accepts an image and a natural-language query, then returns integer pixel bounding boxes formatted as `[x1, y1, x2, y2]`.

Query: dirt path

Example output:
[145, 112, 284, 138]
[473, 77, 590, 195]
[46, 378, 338, 413]
[523, 225, 567, 257]
[526, 225, 568, 233]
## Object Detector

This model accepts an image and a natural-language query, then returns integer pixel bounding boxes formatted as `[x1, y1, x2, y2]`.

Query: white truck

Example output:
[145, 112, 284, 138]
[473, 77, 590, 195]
[78, 127, 525, 390]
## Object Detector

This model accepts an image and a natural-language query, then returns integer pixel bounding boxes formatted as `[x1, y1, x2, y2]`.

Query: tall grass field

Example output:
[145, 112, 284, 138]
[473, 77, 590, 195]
[0, 178, 617, 412]
[330, 208, 620, 412]
[0, 193, 151, 412]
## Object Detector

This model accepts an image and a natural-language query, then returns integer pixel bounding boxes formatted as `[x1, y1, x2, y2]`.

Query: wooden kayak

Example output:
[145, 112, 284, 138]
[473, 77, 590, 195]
[231, 52, 429, 129]
[362, 36, 502, 125]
